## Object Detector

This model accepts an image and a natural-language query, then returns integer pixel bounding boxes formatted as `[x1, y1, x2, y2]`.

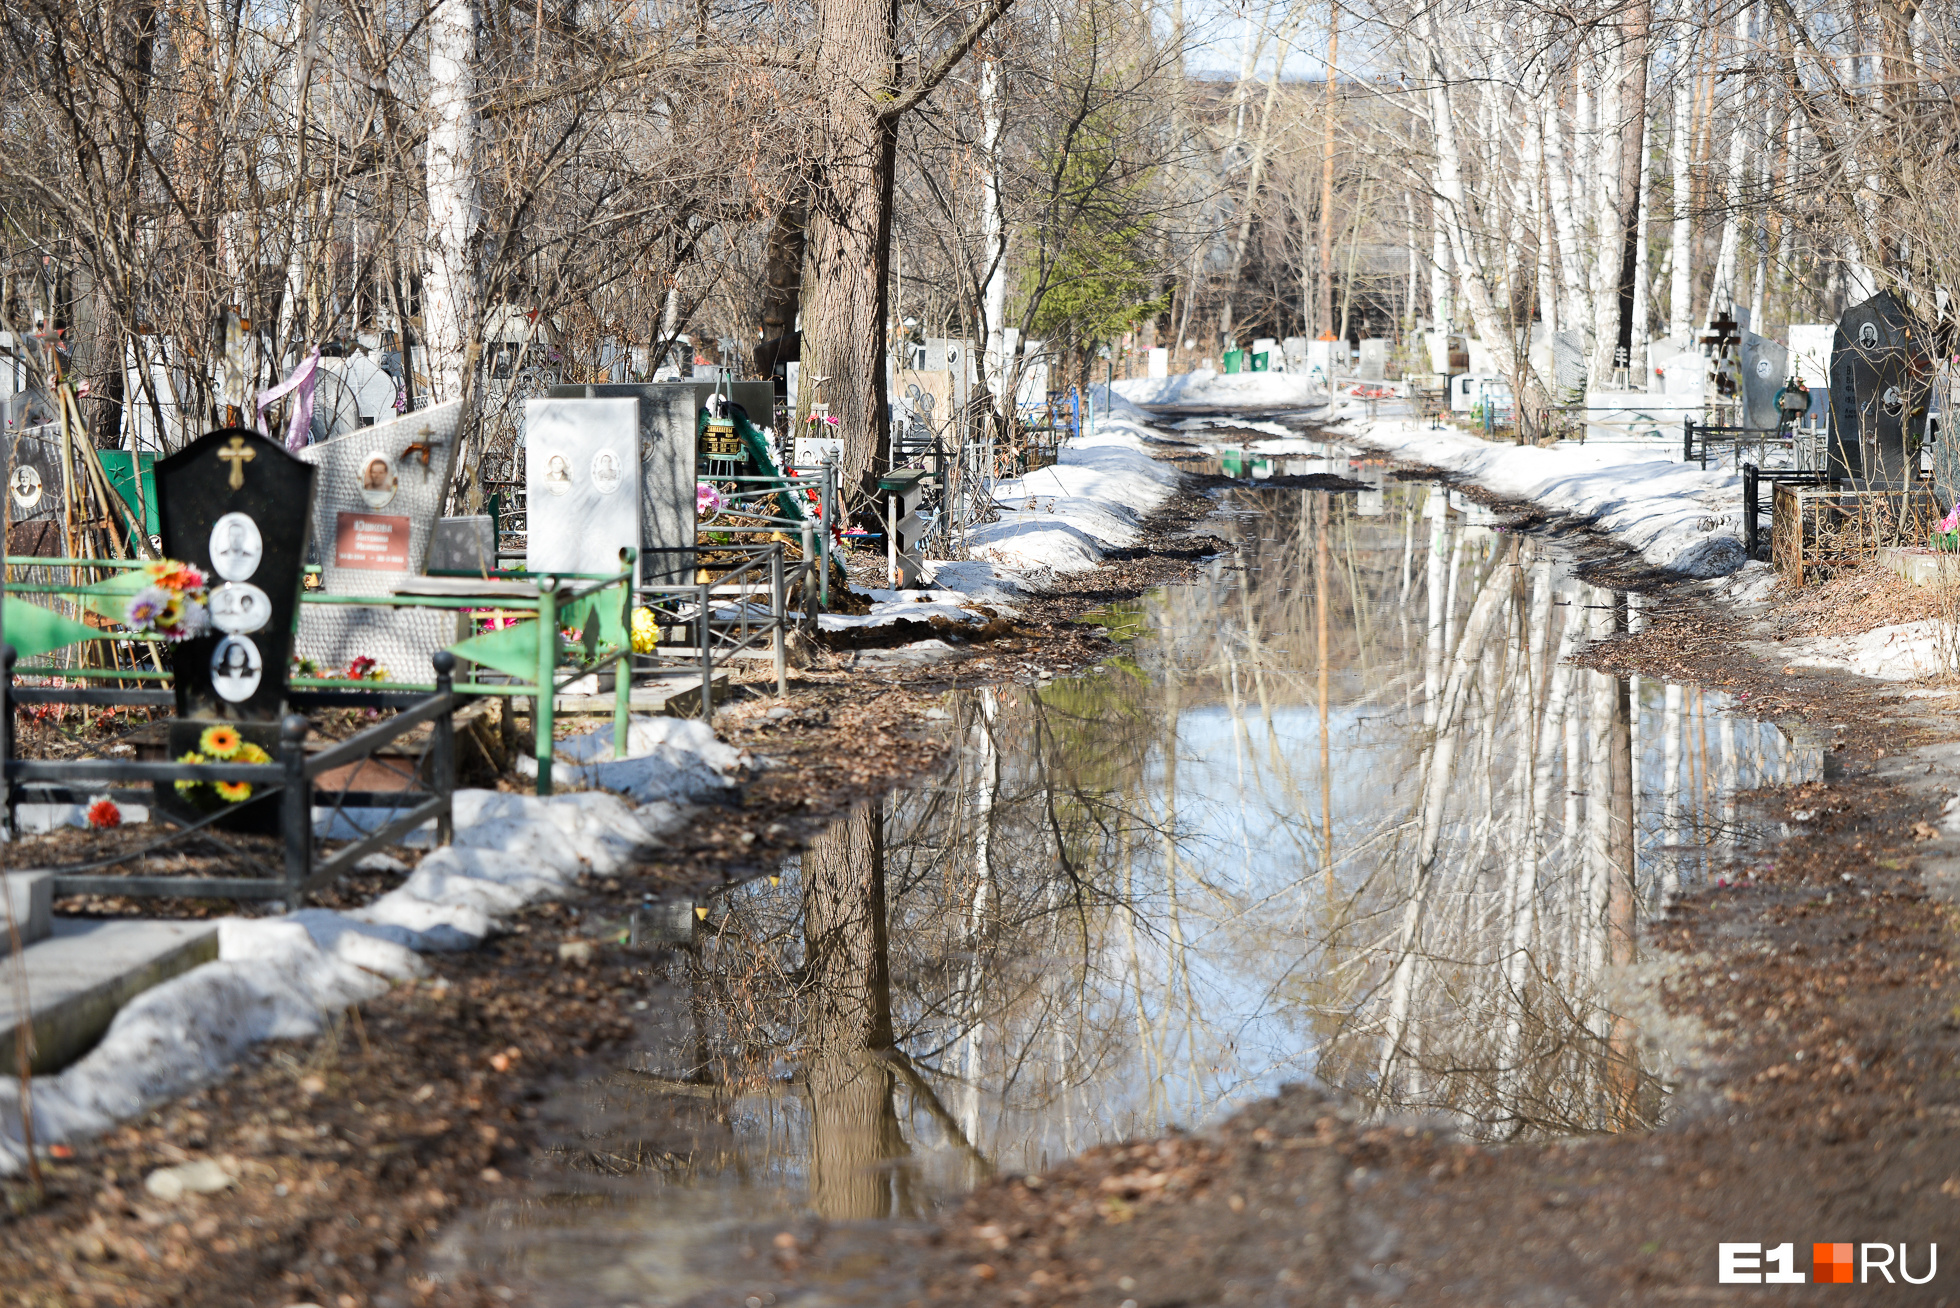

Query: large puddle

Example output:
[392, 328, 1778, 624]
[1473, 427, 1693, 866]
[442, 451, 1823, 1301]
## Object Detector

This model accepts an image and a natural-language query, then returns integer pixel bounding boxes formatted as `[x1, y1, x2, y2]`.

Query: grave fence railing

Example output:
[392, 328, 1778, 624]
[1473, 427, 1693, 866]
[1, 643, 461, 904]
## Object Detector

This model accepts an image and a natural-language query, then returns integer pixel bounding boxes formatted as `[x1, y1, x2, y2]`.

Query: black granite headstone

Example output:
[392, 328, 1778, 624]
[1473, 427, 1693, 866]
[1828, 290, 1932, 485]
[156, 427, 316, 721]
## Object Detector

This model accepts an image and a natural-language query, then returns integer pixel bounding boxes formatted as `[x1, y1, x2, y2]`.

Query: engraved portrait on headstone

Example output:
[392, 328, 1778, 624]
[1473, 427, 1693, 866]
[209, 581, 271, 634]
[358, 452, 398, 507]
[10, 463, 40, 510]
[591, 448, 623, 495]
[211, 636, 263, 701]
[543, 454, 572, 495]
[208, 511, 263, 580]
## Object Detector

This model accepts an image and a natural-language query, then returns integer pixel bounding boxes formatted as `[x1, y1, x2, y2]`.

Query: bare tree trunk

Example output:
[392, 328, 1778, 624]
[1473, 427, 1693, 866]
[801, 0, 901, 500]
[1612, 0, 1652, 378]
[1317, 1, 1339, 341]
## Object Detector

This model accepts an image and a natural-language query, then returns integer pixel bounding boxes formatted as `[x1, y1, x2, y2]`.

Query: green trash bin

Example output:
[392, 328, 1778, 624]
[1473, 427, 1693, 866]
[1223, 349, 1245, 374]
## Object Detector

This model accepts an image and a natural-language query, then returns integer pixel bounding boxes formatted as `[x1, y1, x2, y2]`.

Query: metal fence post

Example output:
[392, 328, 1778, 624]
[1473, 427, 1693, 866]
[2, 644, 15, 838]
[279, 713, 310, 901]
[699, 580, 714, 722]
[820, 459, 833, 607]
[615, 548, 635, 759]
[1683, 417, 1694, 465]
[771, 544, 787, 696]
[800, 520, 817, 629]
[431, 651, 456, 847]
[534, 578, 557, 796]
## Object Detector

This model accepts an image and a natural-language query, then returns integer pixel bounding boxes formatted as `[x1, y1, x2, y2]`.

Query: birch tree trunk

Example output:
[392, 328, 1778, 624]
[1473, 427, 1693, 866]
[1668, 57, 1694, 339]
[424, 0, 481, 408]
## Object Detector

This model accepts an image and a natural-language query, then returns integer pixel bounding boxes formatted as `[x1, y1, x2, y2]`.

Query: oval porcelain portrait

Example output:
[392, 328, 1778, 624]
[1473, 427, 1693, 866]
[210, 635, 264, 703]
[209, 581, 271, 635]
[209, 512, 264, 581]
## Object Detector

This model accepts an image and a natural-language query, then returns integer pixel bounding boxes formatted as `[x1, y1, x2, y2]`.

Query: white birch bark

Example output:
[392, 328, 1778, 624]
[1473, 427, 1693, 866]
[980, 57, 1008, 411]
[424, 0, 482, 404]
[1661, 681, 1683, 904]
[1667, 59, 1694, 339]
[1707, 8, 1750, 318]
[1630, 109, 1654, 381]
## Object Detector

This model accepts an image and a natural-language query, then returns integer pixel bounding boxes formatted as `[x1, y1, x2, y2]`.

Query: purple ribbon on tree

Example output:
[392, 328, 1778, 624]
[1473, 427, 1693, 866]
[257, 346, 322, 450]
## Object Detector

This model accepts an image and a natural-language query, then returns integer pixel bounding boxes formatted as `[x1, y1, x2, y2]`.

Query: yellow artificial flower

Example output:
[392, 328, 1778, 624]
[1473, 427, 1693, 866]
[630, 606, 659, 654]
[234, 741, 271, 765]
[174, 750, 206, 795]
[213, 780, 253, 803]
[199, 724, 243, 758]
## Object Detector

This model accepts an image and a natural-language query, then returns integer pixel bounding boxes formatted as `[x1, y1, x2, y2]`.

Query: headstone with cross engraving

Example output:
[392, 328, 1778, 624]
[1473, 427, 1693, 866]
[155, 428, 315, 722]
[293, 399, 464, 676]
[1828, 290, 1931, 485]
[1698, 311, 1743, 404]
[152, 427, 316, 831]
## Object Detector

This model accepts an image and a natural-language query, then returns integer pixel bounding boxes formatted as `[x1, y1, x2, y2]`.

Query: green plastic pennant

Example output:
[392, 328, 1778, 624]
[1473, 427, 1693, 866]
[78, 569, 151, 624]
[3, 596, 105, 659]
[447, 620, 545, 682]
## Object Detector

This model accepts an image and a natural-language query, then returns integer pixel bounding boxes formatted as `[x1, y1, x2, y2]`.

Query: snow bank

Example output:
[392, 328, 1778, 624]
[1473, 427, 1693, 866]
[517, 715, 747, 805]
[966, 424, 1179, 576]
[1753, 621, 1947, 683]
[1337, 413, 1750, 578]
[1115, 369, 1327, 409]
[0, 734, 734, 1172]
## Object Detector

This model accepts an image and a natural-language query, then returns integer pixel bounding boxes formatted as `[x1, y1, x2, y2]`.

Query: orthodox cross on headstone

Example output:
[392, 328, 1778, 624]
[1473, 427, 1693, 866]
[1700, 312, 1742, 399]
[218, 435, 256, 489]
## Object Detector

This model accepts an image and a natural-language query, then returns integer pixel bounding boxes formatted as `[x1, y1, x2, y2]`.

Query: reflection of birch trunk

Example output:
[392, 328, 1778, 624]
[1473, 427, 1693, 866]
[1584, 591, 1617, 985]
[802, 801, 910, 1221]
[1378, 540, 1519, 1088]
[1661, 683, 1683, 904]
[957, 690, 1000, 1154]
[1718, 713, 1738, 862]
[1534, 592, 1583, 865]
[1500, 564, 1548, 1087]
[1422, 493, 1448, 727]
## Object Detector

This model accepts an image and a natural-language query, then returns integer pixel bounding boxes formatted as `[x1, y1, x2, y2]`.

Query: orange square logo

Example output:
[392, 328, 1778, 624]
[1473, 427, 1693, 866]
[1814, 1243, 1854, 1284]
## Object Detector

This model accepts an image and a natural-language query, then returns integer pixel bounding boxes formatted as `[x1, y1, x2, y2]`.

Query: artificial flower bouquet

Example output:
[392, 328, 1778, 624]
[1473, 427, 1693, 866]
[175, 722, 272, 806]
[123, 560, 211, 639]
[1933, 504, 1960, 553]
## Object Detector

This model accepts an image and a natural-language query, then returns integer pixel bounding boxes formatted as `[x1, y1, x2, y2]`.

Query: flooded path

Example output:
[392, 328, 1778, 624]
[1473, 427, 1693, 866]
[442, 444, 1823, 1303]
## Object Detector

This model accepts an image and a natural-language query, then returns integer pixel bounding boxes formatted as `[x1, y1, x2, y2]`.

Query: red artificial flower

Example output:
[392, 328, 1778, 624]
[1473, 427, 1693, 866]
[86, 798, 121, 829]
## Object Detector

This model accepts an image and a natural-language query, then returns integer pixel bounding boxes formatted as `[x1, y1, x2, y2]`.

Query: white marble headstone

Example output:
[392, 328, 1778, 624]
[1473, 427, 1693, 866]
[526, 397, 640, 577]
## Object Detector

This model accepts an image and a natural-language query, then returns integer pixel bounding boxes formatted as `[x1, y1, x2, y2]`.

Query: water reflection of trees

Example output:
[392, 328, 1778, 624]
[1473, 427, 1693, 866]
[565, 478, 1825, 1207]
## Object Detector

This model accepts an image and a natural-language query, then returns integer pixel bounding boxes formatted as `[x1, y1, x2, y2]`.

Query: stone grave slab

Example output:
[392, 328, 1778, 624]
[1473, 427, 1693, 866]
[429, 515, 496, 574]
[547, 381, 770, 584]
[1740, 331, 1788, 431]
[1829, 290, 1931, 484]
[156, 427, 315, 722]
[526, 397, 641, 577]
[295, 399, 464, 677]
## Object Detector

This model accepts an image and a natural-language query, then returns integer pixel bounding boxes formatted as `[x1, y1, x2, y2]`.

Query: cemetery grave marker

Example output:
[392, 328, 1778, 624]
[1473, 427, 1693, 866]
[1828, 289, 1930, 485]
[295, 399, 464, 675]
[153, 426, 316, 828]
